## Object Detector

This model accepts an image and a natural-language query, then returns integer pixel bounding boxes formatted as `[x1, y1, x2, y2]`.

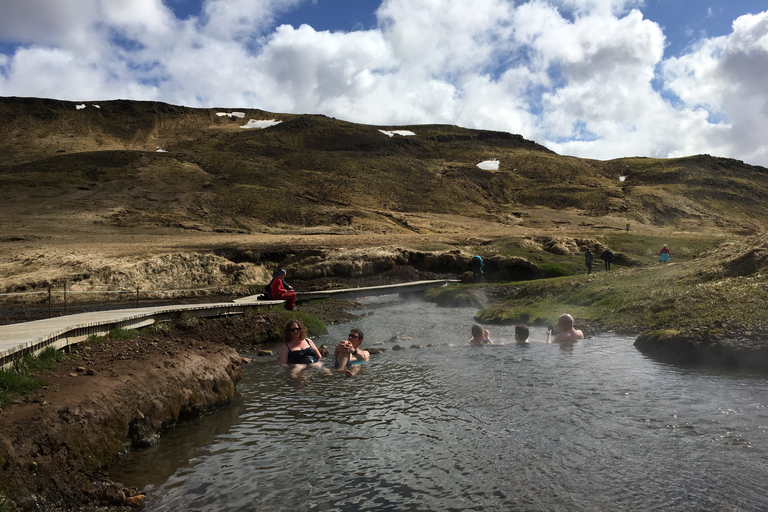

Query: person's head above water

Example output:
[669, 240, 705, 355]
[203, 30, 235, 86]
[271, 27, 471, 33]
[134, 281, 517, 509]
[471, 324, 484, 338]
[514, 324, 529, 342]
[558, 314, 575, 329]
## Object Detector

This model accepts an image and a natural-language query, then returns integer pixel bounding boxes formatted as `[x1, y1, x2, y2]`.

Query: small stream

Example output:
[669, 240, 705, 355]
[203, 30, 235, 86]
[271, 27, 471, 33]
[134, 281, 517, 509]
[111, 295, 768, 511]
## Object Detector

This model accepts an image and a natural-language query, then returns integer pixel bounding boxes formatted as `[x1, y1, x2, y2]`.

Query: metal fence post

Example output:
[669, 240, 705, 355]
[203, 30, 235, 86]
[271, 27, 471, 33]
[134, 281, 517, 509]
[48, 286, 52, 318]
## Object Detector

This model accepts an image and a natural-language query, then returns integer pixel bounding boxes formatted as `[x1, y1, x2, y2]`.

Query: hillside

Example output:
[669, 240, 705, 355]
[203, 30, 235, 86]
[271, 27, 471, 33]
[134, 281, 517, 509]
[2, 96, 767, 238]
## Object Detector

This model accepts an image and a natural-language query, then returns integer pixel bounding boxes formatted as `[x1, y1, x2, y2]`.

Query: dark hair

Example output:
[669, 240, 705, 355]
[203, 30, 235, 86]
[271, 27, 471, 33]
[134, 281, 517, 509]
[282, 319, 306, 343]
[515, 324, 529, 340]
[471, 324, 483, 337]
[350, 328, 364, 341]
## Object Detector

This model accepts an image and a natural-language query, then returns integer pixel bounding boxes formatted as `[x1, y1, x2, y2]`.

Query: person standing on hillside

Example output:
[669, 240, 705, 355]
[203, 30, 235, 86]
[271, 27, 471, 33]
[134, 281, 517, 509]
[471, 255, 484, 281]
[270, 269, 297, 310]
[600, 248, 614, 271]
[585, 249, 594, 274]
[659, 244, 671, 264]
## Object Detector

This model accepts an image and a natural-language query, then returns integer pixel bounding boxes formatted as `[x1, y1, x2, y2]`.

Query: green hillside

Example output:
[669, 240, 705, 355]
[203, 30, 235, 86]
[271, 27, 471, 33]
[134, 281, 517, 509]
[1, 96, 767, 235]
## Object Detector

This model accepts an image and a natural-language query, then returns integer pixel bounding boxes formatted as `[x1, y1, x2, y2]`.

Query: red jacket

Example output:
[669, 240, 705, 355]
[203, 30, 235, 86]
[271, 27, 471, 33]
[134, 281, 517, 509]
[270, 278, 292, 298]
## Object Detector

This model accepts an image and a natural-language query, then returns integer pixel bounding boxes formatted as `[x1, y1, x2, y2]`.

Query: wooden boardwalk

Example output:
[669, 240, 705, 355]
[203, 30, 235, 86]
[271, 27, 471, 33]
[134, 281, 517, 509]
[1, 279, 458, 367]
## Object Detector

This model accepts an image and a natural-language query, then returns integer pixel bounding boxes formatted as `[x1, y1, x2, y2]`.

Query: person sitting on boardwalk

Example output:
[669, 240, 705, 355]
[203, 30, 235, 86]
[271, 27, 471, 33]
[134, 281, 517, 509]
[334, 328, 370, 375]
[278, 319, 322, 374]
[514, 324, 530, 345]
[659, 244, 671, 263]
[270, 269, 297, 311]
[547, 314, 584, 343]
[469, 324, 493, 345]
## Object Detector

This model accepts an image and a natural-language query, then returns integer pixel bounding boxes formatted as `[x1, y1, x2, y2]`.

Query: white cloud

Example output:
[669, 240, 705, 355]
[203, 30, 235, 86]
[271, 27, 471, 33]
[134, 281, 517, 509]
[0, 1, 767, 167]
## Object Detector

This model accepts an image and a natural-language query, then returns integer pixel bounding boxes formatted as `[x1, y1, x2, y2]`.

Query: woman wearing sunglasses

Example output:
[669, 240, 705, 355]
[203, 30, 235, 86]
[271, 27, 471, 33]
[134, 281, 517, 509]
[334, 328, 369, 374]
[278, 319, 323, 371]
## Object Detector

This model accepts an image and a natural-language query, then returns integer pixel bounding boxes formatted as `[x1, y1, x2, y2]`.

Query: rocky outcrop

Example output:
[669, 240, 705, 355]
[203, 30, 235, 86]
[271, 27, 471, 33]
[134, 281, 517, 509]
[0, 344, 242, 510]
[634, 328, 768, 369]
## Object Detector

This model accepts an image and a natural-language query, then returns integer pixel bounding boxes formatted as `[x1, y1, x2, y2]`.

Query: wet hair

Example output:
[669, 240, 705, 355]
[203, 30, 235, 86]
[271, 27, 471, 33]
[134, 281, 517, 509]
[471, 324, 484, 337]
[515, 324, 529, 340]
[558, 314, 574, 328]
[350, 328, 364, 341]
[282, 318, 307, 343]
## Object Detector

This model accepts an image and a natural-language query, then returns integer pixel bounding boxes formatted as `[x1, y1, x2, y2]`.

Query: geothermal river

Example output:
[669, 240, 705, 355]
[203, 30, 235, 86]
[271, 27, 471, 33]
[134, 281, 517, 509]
[112, 296, 768, 511]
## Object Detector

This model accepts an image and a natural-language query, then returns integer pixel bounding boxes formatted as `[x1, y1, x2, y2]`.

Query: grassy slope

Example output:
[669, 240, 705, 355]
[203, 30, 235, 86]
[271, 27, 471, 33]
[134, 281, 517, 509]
[2, 97, 768, 235]
[429, 236, 768, 336]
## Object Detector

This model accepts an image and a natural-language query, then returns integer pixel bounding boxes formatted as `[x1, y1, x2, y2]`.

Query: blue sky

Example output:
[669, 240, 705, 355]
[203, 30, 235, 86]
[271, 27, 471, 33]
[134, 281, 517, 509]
[1, 0, 767, 167]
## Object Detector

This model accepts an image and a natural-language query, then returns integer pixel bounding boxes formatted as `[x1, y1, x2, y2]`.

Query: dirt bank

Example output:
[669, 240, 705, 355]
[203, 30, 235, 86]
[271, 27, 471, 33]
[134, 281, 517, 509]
[0, 300, 356, 511]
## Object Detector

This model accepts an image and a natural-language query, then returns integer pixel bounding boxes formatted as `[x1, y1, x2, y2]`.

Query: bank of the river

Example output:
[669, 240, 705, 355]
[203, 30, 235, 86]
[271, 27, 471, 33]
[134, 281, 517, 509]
[424, 237, 768, 369]
[0, 301, 358, 511]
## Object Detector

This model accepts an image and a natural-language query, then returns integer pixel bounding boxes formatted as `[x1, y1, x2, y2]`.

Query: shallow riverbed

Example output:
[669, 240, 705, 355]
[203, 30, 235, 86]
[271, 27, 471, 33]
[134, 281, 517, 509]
[112, 296, 768, 511]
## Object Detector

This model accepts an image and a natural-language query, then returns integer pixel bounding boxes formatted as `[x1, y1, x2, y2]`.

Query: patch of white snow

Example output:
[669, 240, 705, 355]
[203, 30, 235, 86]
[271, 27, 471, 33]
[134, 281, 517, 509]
[619, 176, 626, 182]
[477, 159, 500, 171]
[217, 112, 246, 118]
[75, 104, 86, 110]
[379, 129, 416, 137]
[241, 119, 282, 129]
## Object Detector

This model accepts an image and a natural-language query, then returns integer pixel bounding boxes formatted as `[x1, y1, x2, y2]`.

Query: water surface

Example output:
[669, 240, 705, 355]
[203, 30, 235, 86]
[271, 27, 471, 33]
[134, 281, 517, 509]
[112, 296, 768, 511]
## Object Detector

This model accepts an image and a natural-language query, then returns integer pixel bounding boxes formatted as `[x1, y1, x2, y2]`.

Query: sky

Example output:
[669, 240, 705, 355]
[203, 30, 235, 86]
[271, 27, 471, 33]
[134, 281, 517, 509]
[1, 0, 767, 167]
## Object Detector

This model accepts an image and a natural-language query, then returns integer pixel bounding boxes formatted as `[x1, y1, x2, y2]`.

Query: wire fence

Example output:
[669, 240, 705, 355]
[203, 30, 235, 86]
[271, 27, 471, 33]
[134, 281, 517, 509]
[0, 284, 264, 324]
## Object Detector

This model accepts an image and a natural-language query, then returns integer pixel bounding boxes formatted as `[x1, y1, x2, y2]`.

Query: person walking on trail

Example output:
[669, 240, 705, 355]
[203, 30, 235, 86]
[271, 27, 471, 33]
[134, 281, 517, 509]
[659, 244, 671, 264]
[471, 255, 484, 281]
[270, 268, 297, 310]
[600, 248, 615, 271]
[585, 249, 594, 274]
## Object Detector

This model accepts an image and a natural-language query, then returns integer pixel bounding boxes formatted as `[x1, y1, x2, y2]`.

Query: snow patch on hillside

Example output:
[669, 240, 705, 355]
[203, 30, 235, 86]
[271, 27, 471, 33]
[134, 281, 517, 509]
[241, 119, 282, 129]
[379, 129, 416, 137]
[477, 160, 499, 171]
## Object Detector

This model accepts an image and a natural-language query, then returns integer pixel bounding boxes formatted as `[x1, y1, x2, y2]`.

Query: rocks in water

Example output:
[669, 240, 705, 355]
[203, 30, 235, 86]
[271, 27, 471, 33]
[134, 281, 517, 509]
[257, 349, 273, 357]
[392, 344, 404, 351]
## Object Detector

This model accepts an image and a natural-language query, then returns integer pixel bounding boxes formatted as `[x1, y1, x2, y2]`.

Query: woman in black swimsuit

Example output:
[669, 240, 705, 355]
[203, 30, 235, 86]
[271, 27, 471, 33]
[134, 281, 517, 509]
[278, 319, 323, 371]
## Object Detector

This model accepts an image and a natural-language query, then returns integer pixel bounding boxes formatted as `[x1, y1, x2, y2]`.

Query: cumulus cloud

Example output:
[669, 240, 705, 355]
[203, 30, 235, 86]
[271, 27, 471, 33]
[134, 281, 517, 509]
[0, 0, 766, 167]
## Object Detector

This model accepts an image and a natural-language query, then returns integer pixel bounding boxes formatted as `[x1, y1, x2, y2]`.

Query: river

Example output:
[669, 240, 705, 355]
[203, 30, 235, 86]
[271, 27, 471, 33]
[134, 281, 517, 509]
[111, 295, 768, 511]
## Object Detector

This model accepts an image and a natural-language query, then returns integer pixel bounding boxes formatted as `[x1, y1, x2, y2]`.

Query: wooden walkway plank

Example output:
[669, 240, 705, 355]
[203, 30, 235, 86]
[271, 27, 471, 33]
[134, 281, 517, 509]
[0, 279, 459, 367]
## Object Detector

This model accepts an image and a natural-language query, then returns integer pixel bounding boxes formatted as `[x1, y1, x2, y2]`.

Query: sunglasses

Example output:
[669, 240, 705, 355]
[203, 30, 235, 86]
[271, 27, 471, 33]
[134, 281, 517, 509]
[348, 333, 361, 339]
[289, 327, 301, 332]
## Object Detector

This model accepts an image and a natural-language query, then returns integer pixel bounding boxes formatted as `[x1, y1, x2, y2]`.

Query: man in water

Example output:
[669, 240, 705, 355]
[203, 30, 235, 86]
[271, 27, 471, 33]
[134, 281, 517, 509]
[469, 324, 493, 345]
[514, 324, 529, 345]
[334, 328, 370, 375]
[547, 314, 584, 343]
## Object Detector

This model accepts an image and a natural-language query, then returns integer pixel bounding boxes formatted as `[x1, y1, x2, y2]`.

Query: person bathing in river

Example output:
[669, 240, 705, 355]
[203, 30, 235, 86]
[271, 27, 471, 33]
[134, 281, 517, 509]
[270, 269, 297, 310]
[278, 319, 323, 375]
[514, 324, 530, 345]
[334, 328, 370, 375]
[469, 324, 493, 345]
[547, 314, 584, 343]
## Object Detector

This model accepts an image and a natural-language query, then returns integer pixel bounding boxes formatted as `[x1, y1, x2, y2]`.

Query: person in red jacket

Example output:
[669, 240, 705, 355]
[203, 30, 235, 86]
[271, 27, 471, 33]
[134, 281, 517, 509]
[270, 269, 297, 310]
[659, 244, 671, 263]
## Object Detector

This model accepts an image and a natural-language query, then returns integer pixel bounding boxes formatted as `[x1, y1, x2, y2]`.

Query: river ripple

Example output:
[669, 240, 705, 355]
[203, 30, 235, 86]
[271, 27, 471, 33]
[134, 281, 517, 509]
[112, 296, 768, 511]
